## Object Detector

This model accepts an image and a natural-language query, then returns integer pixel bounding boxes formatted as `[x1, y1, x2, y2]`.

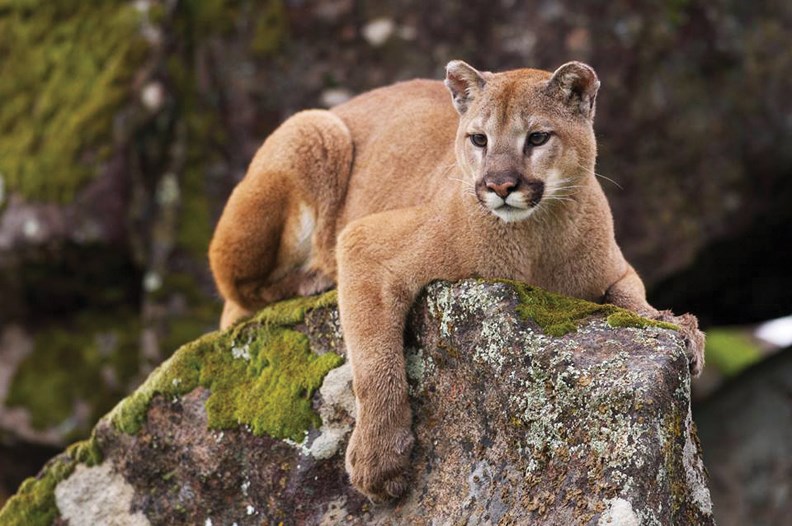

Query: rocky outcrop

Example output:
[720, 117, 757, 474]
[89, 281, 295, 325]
[696, 347, 792, 526]
[0, 281, 715, 525]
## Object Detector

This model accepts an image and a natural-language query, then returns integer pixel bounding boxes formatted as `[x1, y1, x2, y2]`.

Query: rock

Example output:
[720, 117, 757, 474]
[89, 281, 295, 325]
[55, 463, 148, 526]
[696, 347, 792, 526]
[0, 281, 715, 525]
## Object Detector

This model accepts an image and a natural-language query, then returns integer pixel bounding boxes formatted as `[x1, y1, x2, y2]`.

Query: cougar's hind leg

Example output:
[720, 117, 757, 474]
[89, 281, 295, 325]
[209, 110, 353, 328]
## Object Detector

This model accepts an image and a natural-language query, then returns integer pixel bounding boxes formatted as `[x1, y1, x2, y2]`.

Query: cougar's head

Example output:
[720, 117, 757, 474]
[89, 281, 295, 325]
[445, 60, 599, 223]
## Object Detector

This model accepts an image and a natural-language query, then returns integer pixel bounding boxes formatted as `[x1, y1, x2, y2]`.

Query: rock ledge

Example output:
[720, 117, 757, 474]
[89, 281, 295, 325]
[0, 280, 715, 525]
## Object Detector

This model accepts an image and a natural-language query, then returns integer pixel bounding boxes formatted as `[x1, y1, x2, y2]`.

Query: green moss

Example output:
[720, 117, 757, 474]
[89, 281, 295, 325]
[0, 435, 100, 525]
[606, 310, 678, 331]
[111, 291, 342, 442]
[65, 435, 103, 467]
[0, 0, 148, 202]
[251, 289, 337, 326]
[705, 328, 761, 376]
[6, 310, 141, 435]
[498, 279, 677, 336]
[0, 458, 72, 526]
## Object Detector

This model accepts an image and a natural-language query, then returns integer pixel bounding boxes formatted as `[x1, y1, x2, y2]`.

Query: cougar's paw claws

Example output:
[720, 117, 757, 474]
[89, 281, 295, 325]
[676, 313, 706, 377]
[345, 425, 415, 502]
[657, 310, 706, 377]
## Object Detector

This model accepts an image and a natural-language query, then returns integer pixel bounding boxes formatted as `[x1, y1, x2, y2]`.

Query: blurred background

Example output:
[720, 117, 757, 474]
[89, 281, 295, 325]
[0, 0, 790, 524]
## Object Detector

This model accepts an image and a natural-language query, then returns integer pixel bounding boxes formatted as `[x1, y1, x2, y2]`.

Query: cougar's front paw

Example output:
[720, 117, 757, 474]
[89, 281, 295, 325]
[345, 421, 415, 502]
[657, 310, 705, 377]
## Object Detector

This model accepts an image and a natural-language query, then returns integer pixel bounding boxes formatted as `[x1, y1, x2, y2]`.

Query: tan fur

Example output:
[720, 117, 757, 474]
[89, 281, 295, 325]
[208, 62, 705, 501]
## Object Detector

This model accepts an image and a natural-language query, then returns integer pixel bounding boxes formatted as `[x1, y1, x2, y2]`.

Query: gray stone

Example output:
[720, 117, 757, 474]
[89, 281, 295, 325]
[55, 463, 150, 526]
[696, 348, 792, 526]
[1, 280, 715, 525]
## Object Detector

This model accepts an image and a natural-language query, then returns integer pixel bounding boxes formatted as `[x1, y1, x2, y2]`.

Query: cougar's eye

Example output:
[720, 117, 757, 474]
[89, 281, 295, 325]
[527, 132, 550, 147]
[470, 134, 488, 148]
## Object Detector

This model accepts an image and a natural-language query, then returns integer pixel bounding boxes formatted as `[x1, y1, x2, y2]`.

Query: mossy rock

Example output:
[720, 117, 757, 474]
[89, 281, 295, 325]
[0, 280, 713, 525]
[499, 279, 677, 335]
[0, 290, 342, 524]
[0, 0, 148, 202]
[110, 290, 343, 441]
[0, 436, 101, 526]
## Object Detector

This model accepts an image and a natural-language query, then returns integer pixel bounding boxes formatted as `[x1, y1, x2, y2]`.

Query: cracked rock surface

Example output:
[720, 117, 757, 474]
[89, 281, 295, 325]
[1, 280, 715, 525]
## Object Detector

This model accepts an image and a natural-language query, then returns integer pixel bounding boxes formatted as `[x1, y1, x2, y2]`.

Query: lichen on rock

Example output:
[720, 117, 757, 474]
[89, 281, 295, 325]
[0, 280, 714, 525]
[401, 280, 712, 524]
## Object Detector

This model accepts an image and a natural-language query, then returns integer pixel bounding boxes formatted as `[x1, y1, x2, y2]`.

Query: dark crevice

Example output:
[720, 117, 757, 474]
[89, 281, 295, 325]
[649, 213, 792, 326]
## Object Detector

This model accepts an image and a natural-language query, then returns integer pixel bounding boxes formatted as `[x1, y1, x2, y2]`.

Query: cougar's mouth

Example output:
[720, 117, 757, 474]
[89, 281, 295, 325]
[477, 195, 537, 223]
[492, 204, 536, 223]
[475, 177, 545, 223]
[476, 189, 542, 223]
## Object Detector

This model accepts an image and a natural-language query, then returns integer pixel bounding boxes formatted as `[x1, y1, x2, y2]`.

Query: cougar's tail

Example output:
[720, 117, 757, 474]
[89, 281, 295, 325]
[209, 110, 353, 319]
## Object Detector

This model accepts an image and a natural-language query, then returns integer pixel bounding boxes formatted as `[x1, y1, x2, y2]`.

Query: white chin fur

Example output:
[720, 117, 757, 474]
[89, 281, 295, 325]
[484, 192, 534, 223]
[482, 193, 535, 223]
[492, 205, 535, 223]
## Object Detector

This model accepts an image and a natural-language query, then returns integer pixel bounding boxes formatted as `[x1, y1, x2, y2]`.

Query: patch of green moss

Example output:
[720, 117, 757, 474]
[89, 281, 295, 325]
[498, 279, 677, 336]
[0, 0, 148, 202]
[0, 435, 100, 525]
[0, 457, 72, 526]
[251, 289, 337, 327]
[705, 328, 761, 376]
[111, 291, 342, 442]
[606, 310, 678, 331]
[6, 310, 141, 436]
[65, 435, 103, 467]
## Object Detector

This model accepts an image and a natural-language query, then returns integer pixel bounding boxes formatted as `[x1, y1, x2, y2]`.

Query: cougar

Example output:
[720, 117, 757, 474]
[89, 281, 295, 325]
[208, 60, 705, 501]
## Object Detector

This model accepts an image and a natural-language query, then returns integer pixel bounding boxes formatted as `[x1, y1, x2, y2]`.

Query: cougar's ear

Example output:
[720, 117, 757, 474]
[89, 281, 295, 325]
[546, 62, 600, 119]
[445, 60, 487, 115]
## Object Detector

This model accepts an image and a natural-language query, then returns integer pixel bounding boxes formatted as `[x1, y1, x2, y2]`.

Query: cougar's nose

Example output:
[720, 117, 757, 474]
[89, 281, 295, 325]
[484, 172, 520, 198]
[486, 180, 516, 198]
